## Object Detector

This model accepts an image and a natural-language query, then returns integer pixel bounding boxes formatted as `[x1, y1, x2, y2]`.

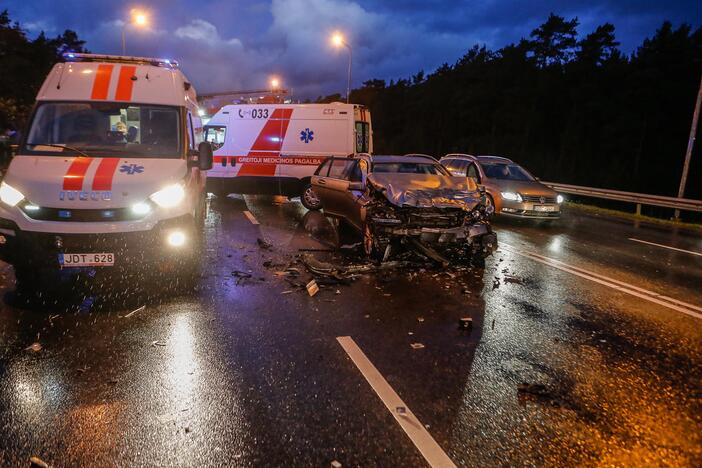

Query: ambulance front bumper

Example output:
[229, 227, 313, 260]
[0, 214, 197, 271]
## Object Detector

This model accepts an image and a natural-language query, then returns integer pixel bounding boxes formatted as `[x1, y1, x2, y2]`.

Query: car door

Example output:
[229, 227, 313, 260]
[316, 158, 358, 217]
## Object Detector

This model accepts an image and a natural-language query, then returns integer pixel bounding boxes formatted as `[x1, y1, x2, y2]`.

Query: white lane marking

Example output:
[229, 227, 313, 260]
[243, 210, 259, 225]
[500, 244, 702, 320]
[628, 237, 702, 257]
[336, 336, 457, 468]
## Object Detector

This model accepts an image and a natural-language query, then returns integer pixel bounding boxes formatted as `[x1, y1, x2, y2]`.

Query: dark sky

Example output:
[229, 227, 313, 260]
[5, 0, 701, 97]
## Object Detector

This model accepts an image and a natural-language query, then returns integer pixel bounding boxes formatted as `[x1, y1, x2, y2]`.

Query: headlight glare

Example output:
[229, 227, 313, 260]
[557, 194, 564, 204]
[150, 183, 186, 208]
[501, 191, 522, 202]
[131, 201, 152, 215]
[0, 182, 25, 207]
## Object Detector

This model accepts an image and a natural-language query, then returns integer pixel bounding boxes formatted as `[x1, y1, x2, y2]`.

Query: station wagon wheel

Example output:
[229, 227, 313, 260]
[301, 184, 322, 211]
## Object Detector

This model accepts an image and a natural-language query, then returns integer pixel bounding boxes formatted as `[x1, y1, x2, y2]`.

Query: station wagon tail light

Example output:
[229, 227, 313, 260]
[501, 191, 522, 202]
[0, 182, 25, 207]
[557, 194, 564, 204]
[150, 183, 186, 208]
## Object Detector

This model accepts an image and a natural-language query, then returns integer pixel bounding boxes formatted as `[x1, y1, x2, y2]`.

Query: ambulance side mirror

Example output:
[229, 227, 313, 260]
[197, 142, 213, 170]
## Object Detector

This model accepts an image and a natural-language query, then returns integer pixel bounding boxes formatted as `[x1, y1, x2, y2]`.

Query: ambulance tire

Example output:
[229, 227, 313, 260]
[301, 183, 322, 211]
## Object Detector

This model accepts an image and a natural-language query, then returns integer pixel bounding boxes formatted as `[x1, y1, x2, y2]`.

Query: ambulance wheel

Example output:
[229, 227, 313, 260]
[301, 184, 322, 211]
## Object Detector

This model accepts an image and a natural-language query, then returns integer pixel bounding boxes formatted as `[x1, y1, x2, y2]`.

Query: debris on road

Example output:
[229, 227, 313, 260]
[25, 342, 42, 352]
[417, 317, 425, 323]
[122, 305, 145, 318]
[231, 270, 253, 285]
[503, 275, 523, 284]
[410, 343, 425, 349]
[29, 456, 49, 468]
[281, 290, 293, 295]
[306, 280, 320, 297]
[459, 317, 473, 330]
[396, 406, 407, 415]
[331, 460, 342, 468]
[151, 340, 167, 347]
[256, 237, 272, 250]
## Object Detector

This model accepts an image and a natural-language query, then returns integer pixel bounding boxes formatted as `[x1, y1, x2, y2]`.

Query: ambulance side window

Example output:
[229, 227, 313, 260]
[355, 122, 369, 153]
[204, 125, 226, 151]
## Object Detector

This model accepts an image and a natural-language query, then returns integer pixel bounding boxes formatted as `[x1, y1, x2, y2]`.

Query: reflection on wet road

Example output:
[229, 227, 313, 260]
[0, 196, 700, 466]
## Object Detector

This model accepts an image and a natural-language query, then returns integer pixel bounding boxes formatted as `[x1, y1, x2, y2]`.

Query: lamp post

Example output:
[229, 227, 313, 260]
[674, 72, 702, 220]
[121, 10, 149, 56]
[331, 32, 352, 103]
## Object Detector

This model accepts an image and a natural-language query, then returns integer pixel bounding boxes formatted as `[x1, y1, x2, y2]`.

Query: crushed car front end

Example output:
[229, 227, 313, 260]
[362, 174, 497, 263]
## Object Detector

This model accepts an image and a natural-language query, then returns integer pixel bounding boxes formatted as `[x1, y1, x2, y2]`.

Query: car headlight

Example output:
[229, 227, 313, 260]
[557, 194, 564, 204]
[150, 183, 186, 208]
[501, 191, 522, 202]
[0, 182, 25, 207]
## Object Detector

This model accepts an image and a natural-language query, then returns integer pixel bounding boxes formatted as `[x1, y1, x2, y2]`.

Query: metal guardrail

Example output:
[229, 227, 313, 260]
[543, 182, 702, 213]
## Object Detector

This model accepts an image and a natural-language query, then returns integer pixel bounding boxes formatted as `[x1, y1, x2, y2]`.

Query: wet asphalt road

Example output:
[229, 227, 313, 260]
[0, 196, 700, 467]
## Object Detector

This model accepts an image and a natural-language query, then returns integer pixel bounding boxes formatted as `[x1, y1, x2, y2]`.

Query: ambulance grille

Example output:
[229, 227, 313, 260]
[20, 206, 145, 222]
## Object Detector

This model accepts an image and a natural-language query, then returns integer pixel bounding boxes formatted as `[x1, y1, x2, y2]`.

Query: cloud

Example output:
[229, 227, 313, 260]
[4, 0, 701, 98]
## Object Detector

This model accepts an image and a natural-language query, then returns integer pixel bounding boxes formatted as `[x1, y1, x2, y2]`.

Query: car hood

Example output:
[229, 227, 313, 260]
[5, 156, 187, 208]
[367, 173, 481, 210]
[490, 179, 557, 197]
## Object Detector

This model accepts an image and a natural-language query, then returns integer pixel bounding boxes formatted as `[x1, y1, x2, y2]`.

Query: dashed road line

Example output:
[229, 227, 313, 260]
[628, 237, 702, 257]
[500, 244, 702, 320]
[243, 210, 259, 225]
[336, 336, 457, 468]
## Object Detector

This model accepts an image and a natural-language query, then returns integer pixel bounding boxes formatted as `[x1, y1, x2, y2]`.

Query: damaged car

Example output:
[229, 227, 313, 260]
[311, 154, 497, 265]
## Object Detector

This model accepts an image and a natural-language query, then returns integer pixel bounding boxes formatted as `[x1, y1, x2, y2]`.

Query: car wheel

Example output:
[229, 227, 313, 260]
[300, 184, 322, 210]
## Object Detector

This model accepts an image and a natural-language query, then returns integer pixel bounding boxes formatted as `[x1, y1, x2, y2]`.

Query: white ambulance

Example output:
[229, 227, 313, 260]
[203, 103, 372, 209]
[0, 53, 213, 294]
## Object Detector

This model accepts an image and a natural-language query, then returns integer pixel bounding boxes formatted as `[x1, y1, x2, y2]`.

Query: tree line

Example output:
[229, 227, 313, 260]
[321, 14, 702, 201]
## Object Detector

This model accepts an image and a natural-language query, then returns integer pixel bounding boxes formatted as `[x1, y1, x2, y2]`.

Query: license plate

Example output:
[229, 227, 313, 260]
[534, 205, 558, 212]
[59, 253, 115, 267]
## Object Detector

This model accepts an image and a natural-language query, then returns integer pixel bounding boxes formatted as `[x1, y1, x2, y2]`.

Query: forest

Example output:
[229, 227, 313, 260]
[332, 15, 701, 201]
[1, 10, 700, 202]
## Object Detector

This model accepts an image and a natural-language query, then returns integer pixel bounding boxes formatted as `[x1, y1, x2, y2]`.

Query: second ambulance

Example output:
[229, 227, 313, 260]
[203, 103, 372, 209]
[0, 53, 213, 293]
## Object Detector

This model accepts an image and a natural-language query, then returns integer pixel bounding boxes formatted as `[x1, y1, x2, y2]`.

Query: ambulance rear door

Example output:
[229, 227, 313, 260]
[277, 105, 353, 181]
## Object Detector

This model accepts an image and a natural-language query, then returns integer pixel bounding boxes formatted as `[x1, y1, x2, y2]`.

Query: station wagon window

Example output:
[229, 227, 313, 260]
[355, 122, 369, 153]
[204, 125, 226, 151]
[23, 102, 182, 158]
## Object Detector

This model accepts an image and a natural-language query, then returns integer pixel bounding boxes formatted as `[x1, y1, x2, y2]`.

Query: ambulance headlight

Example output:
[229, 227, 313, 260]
[0, 182, 25, 207]
[150, 183, 186, 208]
[131, 201, 152, 215]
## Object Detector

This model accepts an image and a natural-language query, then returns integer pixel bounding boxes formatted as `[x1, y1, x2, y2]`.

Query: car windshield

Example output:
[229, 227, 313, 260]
[372, 162, 449, 175]
[22, 102, 182, 158]
[481, 162, 534, 181]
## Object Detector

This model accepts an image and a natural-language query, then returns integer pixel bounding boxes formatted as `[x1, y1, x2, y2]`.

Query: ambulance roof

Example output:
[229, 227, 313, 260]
[36, 53, 197, 107]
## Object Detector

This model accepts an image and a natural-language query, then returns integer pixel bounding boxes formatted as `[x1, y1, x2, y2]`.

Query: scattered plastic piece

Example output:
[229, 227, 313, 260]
[306, 280, 319, 297]
[459, 317, 473, 330]
[410, 343, 425, 349]
[331, 461, 342, 468]
[151, 340, 167, 347]
[29, 456, 49, 468]
[123, 305, 145, 318]
[25, 342, 42, 352]
[281, 290, 293, 295]
[417, 317, 425, 323]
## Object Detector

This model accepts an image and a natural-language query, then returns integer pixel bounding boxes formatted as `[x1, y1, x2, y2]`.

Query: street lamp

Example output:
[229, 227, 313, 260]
[331, 32, 352, 103]
[270, 77, 280, 90]
[122, 9, 149, 56]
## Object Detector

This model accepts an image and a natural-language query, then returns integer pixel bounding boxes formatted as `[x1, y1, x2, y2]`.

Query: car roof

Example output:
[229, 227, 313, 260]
[475, 155, 514, 163]
[365, 154, 440, 164]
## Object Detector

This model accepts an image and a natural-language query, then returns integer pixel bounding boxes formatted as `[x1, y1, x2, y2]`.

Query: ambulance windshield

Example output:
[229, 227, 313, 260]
[23, 102, 182, 158]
